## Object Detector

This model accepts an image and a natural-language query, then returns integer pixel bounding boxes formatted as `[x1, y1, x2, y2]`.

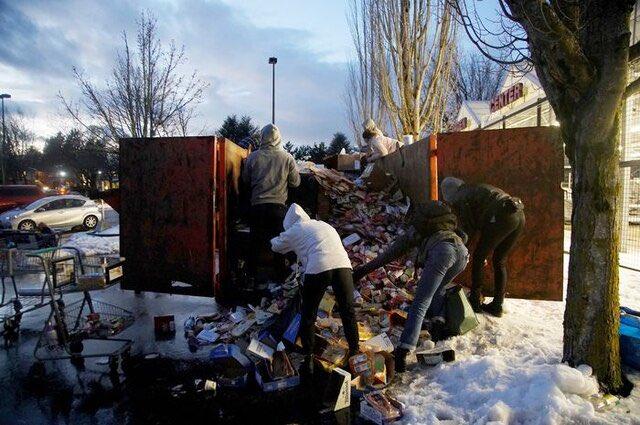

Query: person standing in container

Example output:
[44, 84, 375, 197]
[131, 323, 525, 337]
[361, 118, 404, 162]
[440, 177, 525, 317]
[242, 124, 300, 280]
[271, 203, 360, 376]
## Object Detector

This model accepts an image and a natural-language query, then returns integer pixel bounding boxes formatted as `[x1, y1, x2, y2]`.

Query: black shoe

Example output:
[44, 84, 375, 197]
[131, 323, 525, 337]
[393, 347, 409, 373]
[429, 318, 447, 342]
[482, 301, 503, 317]
[300, 355, 314, 382]
[469, 291, 484, 313]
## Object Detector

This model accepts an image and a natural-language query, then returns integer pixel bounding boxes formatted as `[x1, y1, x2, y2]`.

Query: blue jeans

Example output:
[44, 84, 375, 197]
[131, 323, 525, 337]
[399, 239, 469, 350]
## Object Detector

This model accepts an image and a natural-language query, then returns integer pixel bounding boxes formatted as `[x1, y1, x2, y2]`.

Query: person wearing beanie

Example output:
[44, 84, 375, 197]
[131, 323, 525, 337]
[352, 200, 469, 372]
[242, 124, 301, 280]
[361, 118, 404, 161]
[440, 177, 525, 317]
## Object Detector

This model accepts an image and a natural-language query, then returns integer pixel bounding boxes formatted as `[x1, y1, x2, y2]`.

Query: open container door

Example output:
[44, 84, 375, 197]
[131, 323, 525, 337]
[120, 136, 225, 296]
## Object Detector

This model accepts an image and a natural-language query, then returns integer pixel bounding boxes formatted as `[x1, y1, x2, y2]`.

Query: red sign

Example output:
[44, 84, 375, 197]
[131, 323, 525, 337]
[490, 82, 524, 112]
[450, 117, 468, 132]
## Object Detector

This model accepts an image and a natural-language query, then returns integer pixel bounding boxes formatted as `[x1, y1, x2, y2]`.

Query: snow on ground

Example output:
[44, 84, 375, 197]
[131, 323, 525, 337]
[393, 257, 640, 425]
[64, 204, 120, 256]
[64, 227, 120, 256]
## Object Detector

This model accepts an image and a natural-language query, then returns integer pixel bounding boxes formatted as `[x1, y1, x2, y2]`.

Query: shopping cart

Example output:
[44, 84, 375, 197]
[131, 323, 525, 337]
[0, 244, 75, 345]
[33, 249, 133, 367]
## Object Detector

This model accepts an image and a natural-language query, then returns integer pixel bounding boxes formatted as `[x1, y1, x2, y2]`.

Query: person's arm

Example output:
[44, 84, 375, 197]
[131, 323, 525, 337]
[287, 156, 301, 188]
[352, 226, 421, 282]
[367, 137, 388, 161]
[241, 156, 251, 185]
[271, 228, 294, 254]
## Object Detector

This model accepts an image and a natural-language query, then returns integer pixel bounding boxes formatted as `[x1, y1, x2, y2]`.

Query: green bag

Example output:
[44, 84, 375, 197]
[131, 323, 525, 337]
[445, 286, 479, 336]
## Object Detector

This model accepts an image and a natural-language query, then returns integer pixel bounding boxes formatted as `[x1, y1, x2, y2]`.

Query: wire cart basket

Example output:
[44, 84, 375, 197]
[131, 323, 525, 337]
[0, 244, 76, 345]
[34, 250, 133, 364]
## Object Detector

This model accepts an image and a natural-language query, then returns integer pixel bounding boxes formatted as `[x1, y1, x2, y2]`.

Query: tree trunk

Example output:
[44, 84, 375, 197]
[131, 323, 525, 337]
[563, 104, 622, 393]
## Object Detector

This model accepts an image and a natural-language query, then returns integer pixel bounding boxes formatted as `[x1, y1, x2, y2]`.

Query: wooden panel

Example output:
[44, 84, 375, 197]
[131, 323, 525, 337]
[438, 127, 564, 301]
[120, 137, 217, 296]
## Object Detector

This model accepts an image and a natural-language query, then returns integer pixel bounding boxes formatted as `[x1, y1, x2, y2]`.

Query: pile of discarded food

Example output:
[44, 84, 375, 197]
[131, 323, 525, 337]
[168, 163, 462, 420]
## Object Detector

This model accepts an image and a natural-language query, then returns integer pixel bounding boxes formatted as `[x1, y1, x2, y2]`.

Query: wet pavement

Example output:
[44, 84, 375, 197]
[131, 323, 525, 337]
[0, 282, 356, 425]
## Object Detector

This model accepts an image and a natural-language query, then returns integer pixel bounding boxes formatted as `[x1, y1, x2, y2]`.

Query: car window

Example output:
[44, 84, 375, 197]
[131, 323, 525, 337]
[40, 199, 67, 211]
[67, 199, 86, 208]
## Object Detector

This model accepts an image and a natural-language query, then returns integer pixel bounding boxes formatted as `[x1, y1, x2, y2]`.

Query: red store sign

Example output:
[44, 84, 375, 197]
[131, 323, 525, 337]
[450, 117, 468, 132]
[490, 82, 524, 113]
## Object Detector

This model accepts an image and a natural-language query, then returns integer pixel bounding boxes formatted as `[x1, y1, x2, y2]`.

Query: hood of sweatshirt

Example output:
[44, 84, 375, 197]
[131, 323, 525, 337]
[441, 176, 465, 203]
[283, 203, 310, 230]
[260, 124, 282, 150]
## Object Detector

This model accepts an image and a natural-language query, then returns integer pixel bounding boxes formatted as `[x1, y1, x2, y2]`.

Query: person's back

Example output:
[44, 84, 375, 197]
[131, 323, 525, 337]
[272, 204, 351, 274]
[243, 124, 300, 206]
[448, 182, 509, 235]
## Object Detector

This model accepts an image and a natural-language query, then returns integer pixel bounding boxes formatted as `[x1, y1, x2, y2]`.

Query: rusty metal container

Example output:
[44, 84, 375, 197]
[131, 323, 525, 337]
[119, 136, 247, 297]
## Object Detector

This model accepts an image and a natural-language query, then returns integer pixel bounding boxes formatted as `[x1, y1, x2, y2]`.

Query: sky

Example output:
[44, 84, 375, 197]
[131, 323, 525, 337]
[0, 0, 355, 146]
[0, 0, 498, 147]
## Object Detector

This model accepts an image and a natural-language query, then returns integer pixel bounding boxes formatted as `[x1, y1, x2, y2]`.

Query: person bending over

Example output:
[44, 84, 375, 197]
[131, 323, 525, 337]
[441, 177, 525, 317]
[353, 200, 468, 372]
[271, 203, 359, 375]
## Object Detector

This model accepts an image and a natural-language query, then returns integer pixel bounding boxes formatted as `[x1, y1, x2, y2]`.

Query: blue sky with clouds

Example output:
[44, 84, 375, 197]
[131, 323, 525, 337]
[0, 0, 357, 146]
[0, 0, 494, 146]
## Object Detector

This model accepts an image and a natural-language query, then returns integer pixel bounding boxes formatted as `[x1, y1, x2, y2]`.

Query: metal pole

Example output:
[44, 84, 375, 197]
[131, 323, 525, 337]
[1, 97, 5, 185]
[271, 63, 276, 124]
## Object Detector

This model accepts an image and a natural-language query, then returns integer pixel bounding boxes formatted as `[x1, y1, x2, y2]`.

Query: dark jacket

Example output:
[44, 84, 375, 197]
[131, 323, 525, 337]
[353, 201, 463, 279]
[448, 183, 514, 235]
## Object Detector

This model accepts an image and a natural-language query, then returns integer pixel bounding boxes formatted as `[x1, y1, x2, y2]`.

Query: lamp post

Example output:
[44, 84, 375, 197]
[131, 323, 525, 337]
[268, 57, 277, 124]
[0, 93, 11, 185]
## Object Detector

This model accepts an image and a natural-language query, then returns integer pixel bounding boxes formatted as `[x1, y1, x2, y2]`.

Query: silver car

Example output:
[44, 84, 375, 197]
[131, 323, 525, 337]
[0, 195, 101, 231]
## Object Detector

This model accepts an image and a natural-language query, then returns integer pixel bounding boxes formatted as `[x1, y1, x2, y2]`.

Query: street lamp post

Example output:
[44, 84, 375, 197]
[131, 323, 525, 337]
[0, 93, 11, 185]
[268, 57, 277, 124]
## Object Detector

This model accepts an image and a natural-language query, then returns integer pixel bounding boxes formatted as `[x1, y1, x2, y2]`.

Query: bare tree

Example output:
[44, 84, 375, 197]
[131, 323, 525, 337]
[450, 0, 637, 393]
[371, 0, 458, 139]
[61, 12, 207, 147]
[455, 52, 505, 106]
[345, 0, 387, 149]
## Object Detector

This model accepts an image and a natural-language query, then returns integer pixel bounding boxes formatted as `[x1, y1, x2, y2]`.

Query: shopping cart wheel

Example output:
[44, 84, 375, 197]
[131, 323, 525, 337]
[109, 355, 119, 373]
[69, 340, 84, 354]
[30, 361, 46, 378]
[12, 299, 22, 313]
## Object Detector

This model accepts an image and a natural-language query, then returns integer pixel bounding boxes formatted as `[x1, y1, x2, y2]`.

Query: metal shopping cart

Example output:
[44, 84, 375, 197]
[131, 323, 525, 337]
[33, 248, 133, 368]
[0, 242, 73, 345]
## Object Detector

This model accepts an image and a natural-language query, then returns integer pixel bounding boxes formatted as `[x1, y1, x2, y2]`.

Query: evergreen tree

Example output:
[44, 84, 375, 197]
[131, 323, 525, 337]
[327, 132, 352, 155]
[217, 115, 260, 148]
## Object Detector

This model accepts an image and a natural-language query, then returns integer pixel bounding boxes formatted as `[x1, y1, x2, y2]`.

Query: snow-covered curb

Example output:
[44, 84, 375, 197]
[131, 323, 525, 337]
[64, 225, 120, 256]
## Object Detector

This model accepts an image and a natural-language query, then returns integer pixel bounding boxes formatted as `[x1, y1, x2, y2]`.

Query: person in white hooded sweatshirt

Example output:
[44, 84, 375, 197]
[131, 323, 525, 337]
[271, 203, 360, 371]
[361, 118, 403, 162]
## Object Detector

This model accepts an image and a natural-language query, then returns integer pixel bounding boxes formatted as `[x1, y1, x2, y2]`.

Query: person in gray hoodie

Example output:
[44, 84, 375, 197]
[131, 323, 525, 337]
[242, 124, 301, 278]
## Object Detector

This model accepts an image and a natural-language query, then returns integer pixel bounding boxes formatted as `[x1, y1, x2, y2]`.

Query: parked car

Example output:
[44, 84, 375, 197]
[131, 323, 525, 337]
[0, 185, 46, 213]
[0, 195, 101, 231]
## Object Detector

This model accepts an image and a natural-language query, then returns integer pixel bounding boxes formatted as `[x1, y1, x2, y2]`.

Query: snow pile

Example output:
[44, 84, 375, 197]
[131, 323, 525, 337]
[393, 260, 640, 424]
[65, 227, 120, 256]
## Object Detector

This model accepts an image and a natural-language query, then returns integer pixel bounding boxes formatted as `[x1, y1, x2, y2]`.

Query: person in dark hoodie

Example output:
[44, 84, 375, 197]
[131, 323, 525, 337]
[242, 124, 301, 278]
[440, 177, 525, 318]
[352, 200, 469, 372]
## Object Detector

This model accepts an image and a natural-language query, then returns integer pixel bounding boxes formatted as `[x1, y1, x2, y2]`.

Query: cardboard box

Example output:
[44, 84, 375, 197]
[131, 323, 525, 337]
[209, 344, 252, 388]
[323, 367, 351, 411]
[77, 273, 107, 291]
[324, 153, 363, 172]
[153, 315, 176, 334]
[254, 359, 300, 392]
[359, 391, 404, 424]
